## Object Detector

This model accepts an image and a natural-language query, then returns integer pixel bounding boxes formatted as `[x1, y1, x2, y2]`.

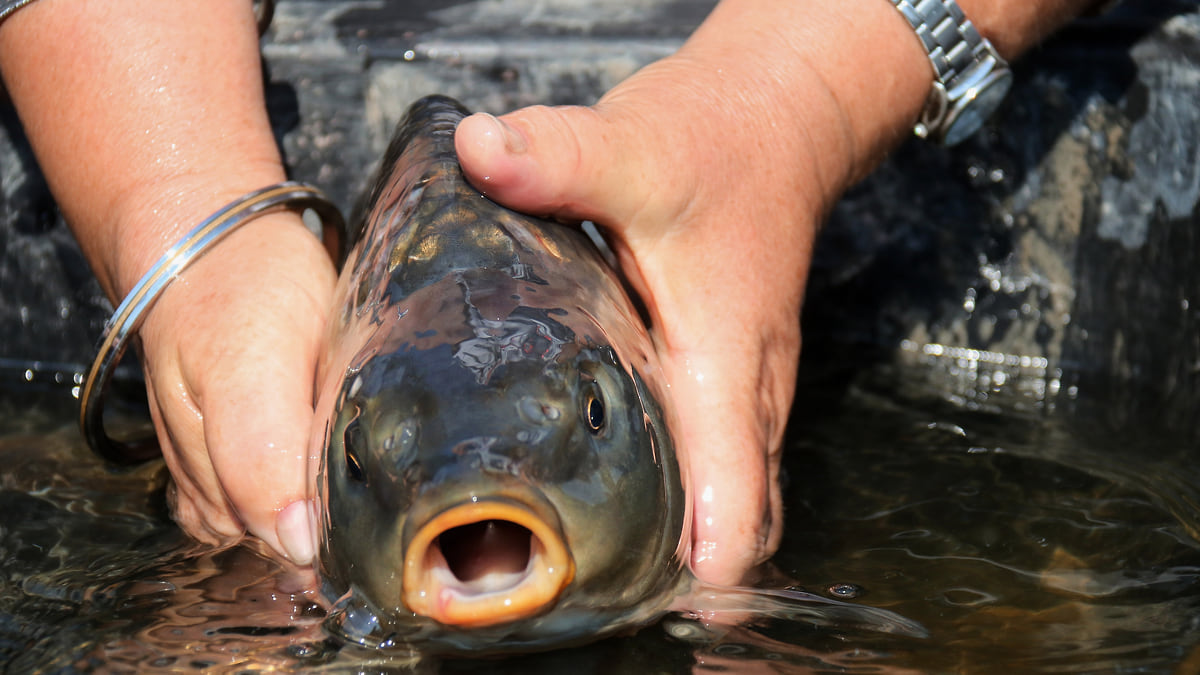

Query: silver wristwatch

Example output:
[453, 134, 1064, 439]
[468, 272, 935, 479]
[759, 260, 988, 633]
[890, 0, 1014, 146]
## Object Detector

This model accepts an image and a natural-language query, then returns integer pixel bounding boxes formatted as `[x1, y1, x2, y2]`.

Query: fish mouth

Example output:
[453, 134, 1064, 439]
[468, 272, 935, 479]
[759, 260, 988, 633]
[403, 499, 575, 627]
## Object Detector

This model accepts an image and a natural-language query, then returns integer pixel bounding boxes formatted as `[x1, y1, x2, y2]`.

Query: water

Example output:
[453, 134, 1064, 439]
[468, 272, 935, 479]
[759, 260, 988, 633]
[3, 350, 1200, 673]
[777, 352, 1200, 673]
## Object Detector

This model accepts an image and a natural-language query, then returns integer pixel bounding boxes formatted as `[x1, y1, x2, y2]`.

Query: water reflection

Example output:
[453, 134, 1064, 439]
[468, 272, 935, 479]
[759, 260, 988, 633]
[778, 354, 1200, 673]
[4, 353, 1200, 671]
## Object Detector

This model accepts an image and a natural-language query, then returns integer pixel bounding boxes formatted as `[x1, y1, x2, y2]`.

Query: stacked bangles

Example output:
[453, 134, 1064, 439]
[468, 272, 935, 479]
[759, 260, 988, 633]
[79, 181, 345, 464]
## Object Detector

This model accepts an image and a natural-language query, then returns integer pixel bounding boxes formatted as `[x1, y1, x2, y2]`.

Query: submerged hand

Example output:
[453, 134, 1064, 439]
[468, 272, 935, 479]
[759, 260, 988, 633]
[135, 211, 335, 562]
[455, 38, 846, 585]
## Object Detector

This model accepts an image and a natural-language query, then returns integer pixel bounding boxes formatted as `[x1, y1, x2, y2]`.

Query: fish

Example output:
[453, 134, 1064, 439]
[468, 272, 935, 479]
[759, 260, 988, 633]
[308, 95, 925, 654]
[309, 95, 687, 653]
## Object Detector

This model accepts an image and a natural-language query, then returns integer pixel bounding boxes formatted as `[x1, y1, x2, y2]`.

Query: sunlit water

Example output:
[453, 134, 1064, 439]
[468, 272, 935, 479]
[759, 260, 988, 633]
[3, 351, 1200, 673]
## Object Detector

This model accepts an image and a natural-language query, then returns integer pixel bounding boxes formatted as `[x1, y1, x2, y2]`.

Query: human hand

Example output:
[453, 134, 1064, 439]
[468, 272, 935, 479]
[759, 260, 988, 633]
[453, 10, 865, 584]
[0, 0, 336, 565]
[455, 91, 809, 585]
[453, 0, 1096, 583]
[134, 209, 336, 562]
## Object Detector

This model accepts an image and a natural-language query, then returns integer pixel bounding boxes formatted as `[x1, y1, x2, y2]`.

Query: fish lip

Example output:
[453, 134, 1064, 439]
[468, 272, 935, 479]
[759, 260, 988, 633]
[402, 497, 575, 628]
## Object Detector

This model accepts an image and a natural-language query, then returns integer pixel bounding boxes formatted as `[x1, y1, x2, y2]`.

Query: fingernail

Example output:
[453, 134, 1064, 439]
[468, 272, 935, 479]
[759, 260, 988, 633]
[277, 500, 316, 565]
[480, 113, 527, 155]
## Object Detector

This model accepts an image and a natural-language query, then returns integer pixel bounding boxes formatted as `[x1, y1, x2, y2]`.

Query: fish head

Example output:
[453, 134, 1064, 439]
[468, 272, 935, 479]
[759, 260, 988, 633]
[312, 267, 687, 652]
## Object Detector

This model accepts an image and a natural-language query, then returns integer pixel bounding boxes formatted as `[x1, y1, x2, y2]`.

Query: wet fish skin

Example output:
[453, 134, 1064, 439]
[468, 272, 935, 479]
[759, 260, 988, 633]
[309, 95, 688, 653]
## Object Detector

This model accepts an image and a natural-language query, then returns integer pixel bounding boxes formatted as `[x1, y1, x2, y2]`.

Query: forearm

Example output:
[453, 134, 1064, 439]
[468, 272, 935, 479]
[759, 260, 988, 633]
[957, 0, 1102, 57]
[0, 0, 287, 302]
[665, 0, 1098, 208]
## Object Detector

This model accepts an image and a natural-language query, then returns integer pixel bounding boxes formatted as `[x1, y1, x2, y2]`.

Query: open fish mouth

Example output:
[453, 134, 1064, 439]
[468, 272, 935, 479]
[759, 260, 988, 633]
[403, 499, 575, 627]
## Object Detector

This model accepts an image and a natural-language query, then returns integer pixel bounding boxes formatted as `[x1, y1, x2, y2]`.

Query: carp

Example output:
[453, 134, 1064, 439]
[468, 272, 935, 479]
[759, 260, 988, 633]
[308, 95, 924, 654]
[309, 95, 686, 653]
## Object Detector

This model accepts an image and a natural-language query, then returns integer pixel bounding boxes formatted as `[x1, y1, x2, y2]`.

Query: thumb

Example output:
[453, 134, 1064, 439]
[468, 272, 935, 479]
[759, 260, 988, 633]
[454, 105, 673, 229]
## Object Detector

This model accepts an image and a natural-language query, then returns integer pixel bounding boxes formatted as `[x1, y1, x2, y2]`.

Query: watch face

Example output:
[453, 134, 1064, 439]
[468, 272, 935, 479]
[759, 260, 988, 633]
[943, 70, 1014, 146]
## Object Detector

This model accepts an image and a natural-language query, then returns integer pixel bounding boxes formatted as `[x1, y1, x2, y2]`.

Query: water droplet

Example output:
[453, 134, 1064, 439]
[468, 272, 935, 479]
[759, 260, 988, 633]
[828, 583, 863, 599]
[287, 642, 317, 658]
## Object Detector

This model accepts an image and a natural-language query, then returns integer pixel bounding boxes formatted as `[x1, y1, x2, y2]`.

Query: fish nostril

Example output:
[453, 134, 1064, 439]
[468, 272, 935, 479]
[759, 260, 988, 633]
[519, 396, 561, 423]
[436, 520, 532, 583]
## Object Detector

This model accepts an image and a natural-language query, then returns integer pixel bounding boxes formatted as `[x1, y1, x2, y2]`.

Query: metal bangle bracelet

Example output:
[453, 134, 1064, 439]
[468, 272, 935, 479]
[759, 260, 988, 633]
[80, 181, 346, 464]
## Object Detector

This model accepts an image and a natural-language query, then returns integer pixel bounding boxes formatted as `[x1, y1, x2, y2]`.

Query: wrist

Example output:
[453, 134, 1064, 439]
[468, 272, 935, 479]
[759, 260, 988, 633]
[680, 0, 1098, 200]
[683, 0, 930, 198]
[954, 0, 1102, 59]
[107, 167, 295, 301]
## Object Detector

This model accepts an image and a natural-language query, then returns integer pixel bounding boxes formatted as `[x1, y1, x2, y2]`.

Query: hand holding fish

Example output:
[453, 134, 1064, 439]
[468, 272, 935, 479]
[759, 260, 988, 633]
[0, 0, 330, 560]
[454, 0, 1098, 585]
[133, 215, 336, 558]
[452, 0, 926, 586]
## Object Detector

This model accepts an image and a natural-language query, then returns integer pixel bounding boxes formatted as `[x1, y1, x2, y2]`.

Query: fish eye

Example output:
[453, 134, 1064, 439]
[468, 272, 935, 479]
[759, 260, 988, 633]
[583, 384, 606, 436]
[343, 418, 366, 483]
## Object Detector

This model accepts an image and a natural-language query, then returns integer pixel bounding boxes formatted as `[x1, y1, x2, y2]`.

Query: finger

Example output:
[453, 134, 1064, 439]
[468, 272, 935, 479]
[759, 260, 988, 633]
[195, 223, 335, 564]
[669, 333, 792, 586]
[200, 335, 318, 561]
[144, 368, 245, 544]
[454, 104, 686, 232]
[140, 213, 335, 564]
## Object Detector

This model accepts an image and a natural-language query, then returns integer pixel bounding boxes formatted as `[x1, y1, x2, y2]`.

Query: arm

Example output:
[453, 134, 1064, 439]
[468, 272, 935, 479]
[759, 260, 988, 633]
[0, 0, 333, 562]
[455, 0, 1098, 584]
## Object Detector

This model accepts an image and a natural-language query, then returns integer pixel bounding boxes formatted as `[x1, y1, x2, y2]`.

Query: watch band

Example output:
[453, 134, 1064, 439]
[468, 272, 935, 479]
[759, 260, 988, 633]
[889, 0, 1011, 144]
[0, 0, 39, 23]
[891, 0, 988, 91]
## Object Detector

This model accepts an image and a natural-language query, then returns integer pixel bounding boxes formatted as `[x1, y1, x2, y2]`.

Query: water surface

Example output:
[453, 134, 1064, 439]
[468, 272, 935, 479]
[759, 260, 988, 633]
[3, 352, 1200, 673]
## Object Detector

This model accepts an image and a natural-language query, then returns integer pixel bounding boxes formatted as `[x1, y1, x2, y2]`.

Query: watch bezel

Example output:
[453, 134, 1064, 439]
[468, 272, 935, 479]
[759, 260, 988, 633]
[890, 0, 1015, 146]
[941, 66, 1014, 146]
[915, 53, 1014, 146]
